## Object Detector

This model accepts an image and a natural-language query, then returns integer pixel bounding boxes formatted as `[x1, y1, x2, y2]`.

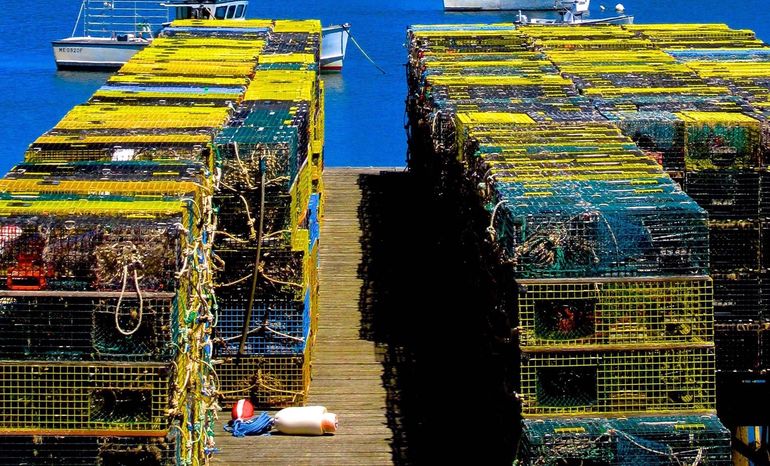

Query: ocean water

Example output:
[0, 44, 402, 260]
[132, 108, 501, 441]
[0, 0, 768, 174]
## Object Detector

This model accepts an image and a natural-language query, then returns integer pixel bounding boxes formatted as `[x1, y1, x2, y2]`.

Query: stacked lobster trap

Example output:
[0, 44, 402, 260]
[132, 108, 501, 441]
[205, 19, 324, 408]
[602, 26, 770, 440]
[0, 18, 324, 465]
[405, 23, 756, 465]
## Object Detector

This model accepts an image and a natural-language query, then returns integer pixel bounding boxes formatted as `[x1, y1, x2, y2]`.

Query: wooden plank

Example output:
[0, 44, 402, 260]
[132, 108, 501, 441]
[213, 168, 393, 465]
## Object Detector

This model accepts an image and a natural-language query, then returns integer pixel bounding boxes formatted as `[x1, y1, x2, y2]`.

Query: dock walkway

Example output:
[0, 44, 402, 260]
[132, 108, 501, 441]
[213, 168, 393, 465]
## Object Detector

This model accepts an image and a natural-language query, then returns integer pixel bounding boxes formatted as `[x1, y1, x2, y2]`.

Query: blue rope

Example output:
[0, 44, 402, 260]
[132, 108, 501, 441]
[224, 412, 274, 437]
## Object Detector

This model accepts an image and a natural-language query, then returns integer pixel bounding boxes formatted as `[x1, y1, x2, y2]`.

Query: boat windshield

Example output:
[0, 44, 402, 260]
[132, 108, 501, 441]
[79, 0, 171, 38]
[165, 1, 247, 20]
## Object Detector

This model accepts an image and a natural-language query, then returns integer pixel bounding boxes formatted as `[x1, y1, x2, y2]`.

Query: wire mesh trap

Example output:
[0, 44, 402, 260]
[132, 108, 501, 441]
[0, 361, 173, 434]
[518, 414, 731, 466]
[0, 208, 186, 292]
[517, 277, 713, 348]
[714, 322, 770, 372]
[213, 295, 310, 356]
[0, 433, 180, 466]
[0, 16, 325, 464]
[0, 291, 177, 361]
[215, 350, 311, 407]
[518, 347, 716, 416]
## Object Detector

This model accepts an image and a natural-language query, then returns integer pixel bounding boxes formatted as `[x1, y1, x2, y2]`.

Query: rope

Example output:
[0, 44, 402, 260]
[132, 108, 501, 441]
[215, 230, 249, 244]
[260, 270, 304, 289]
[232, 142, 255, 190]
[343, 24, 386, 75]
[487, 199, 507, 240]
[612, 428, 676, 460]
[114, 265, 144, 336]
[217, 384, 257, 396]
[216, 273, 252, 288]
[224, 412, 274, 437]
[238, 194, 257, 241]
[219, 322, 305, 343]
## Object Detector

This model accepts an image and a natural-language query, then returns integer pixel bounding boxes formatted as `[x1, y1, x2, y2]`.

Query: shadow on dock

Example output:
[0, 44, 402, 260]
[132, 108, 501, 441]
[357, 170, 518, 465]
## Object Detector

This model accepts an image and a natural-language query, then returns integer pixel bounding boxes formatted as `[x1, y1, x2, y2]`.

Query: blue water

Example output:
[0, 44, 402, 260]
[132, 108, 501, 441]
[0, 0, 768, 174]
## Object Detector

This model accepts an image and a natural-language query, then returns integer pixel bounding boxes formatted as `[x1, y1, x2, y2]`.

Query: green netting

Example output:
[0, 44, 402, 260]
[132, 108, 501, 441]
[518, 414, 731, 466]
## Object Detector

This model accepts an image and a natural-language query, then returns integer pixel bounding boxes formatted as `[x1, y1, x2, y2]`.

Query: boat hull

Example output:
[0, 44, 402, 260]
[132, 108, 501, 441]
[444, 0, 588, 11]
[524, 14, 634, 25]
[52, 38, 147, 71]
[54, 26, 349, 72]
[321, 24, 349, 72]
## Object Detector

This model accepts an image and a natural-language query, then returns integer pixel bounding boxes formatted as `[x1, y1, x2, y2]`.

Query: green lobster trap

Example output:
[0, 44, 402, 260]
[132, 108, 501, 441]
[518, 414, 731, 466]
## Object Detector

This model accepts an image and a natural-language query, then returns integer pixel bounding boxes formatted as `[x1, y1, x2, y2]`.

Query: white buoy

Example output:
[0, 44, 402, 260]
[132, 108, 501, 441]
[615, 3, 625, 12]
[599, 4, 606, 11]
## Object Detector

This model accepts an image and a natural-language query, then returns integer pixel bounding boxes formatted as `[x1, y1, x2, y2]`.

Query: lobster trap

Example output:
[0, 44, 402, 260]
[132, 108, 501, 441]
[90, 85, 244, 106]
[0, 433, 179, 466]
[163, 20, 271, 40]
[229, 100, 310, 132]
[678, 111, 762, 171]
[216, 346, 311, 407]
[627, 23, 765, 48]
[25, 133, 212, 164]
[215, 126, 302, 190]
[709, 220, 762, 273]
[714, 322, 770, 373]
[518, 347, 716, 416]
[0, 201, 189, 292]
[214, 245, 307, 300]
[213, 294, 310, 356]
[684, 170, 762, 220]
[604, 111, 686, 175]
[4, 161, 207, 183]
[263, 32, 320, 57]
[407, 24, 525, 55]
[518, 414, 731, 466]
[0, 361, 173, 434]
[214, 190, 293, 242]
[712, 272, 766, 322]
[516, 277, 713, 349]
[490, 183, 710, 278]
[0, 291, 177, 361]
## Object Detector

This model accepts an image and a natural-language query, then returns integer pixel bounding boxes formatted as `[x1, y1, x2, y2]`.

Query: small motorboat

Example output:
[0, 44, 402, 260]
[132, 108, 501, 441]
[516, 9, 634, 25]
[443, 0, 589, 12]
[53, 0, 350, 72]
[53, 0, 171, 71]
[320, 23, 350, 72]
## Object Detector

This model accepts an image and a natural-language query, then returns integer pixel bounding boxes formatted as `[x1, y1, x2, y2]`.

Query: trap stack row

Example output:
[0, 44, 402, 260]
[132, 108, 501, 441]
[406, 24, 733, 465]
[204, 19, 324, 408]
[0, 18, 324, 465]
[529, 23, 770, 432]
[628, 27, 770, 433]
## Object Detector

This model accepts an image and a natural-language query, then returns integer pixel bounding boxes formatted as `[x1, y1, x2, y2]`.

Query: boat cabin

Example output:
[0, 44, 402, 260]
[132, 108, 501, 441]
[163, 0, 248, 21]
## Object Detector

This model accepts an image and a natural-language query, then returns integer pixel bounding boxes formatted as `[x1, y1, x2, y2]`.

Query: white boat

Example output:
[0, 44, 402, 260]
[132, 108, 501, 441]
[443, 0, 589, 12]
[53, 0, 170, 70]
[53, 0, 350, 72]
[516, 8, 634, 25]
[320, 24, 350, 72]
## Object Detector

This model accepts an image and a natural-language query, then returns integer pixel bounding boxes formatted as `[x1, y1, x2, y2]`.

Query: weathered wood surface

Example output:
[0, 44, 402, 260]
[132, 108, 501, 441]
[212, 168, 394, 466]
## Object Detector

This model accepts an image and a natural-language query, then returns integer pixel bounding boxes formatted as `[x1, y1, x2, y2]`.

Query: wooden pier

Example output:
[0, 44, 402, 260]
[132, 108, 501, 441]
[213, 168, 394, 465]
